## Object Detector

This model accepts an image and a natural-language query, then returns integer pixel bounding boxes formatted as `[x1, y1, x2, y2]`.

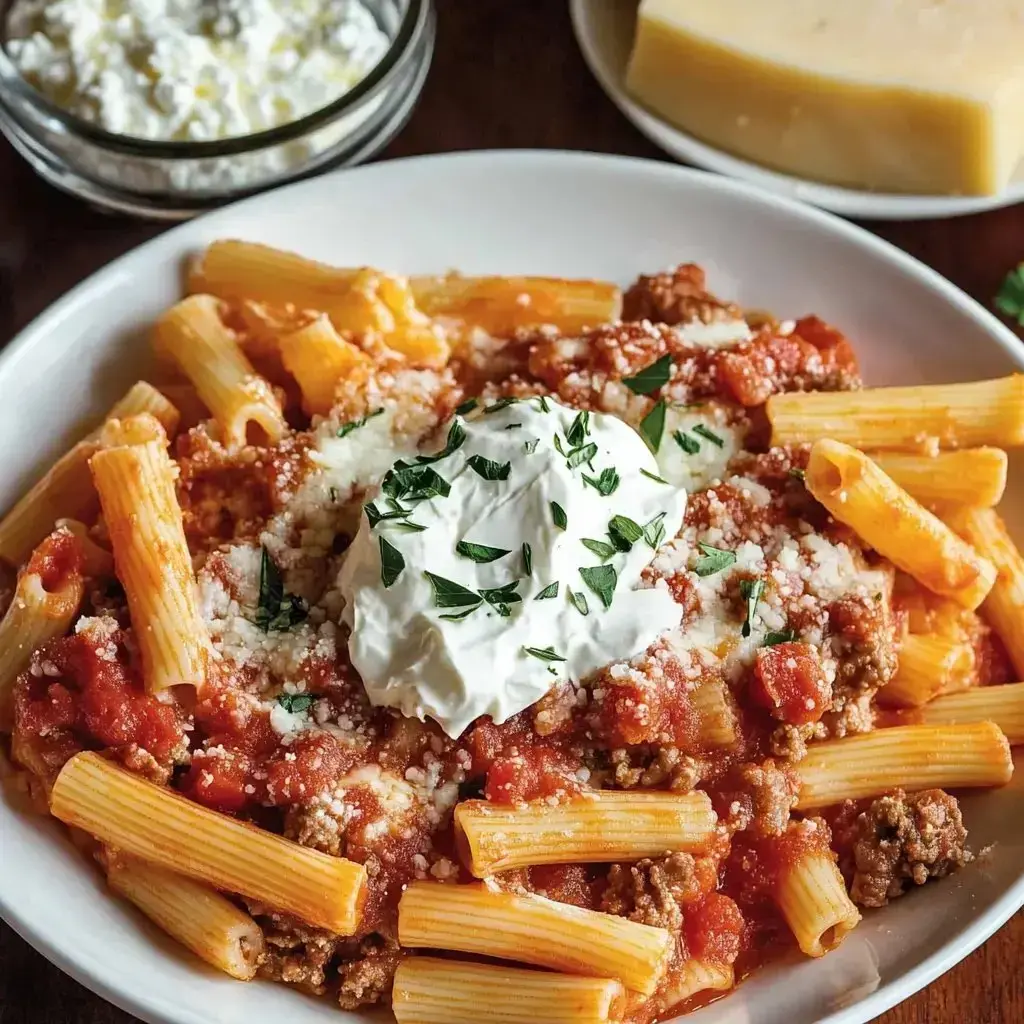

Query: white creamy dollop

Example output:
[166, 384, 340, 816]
[339, 398, 687, 737]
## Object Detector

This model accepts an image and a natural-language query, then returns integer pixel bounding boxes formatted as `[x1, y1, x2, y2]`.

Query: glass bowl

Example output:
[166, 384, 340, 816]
[0, 0, 435, 220]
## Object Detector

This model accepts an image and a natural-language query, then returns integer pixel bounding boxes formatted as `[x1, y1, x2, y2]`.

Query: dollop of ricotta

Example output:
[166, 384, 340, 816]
[339, 397, 687, 737]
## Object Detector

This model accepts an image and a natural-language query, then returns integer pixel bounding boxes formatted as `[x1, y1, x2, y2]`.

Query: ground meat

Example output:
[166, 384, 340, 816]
[622, 263, 743, 325]
[601, 854, 706, 930]
[337, 935, 404, 1010]
[842, 789, 972, 908]
[249, 908, 340, 994]
[715, 760, 799, 837]
[608, 746, 704, 792]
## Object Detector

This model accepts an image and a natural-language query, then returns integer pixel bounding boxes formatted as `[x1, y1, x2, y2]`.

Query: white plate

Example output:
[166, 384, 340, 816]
[1, 150, 1023, 1024]
[570, 0, 1024, 221]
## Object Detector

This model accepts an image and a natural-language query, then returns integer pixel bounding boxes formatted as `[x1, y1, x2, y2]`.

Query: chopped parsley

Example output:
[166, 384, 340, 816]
[582, 537, 617, 560]
[455, 398, 479, 415]
[550, 501, 568, 530]
[522, 542, 533, 575]
[763, 630, 797, 647]
[692, 424, 724, 448]
[424, 571, 481, 608]
[381, 463, 451, 502]
[579, 564, 617, 609]
[504, 423, 523, 430]
[416, 420, 467, 464]
[565, 410, 591, 448]
[566, 442, 598, 470]
[534, 581, 559, 600]
[608, 515, 643, 552]
[643, 512, 667, 550]
[639, 400, 667, 453]
[996, 264, 1024, 325]
[277, 693, 315, 714]
[740, 578, 765, 638]
[693, 542, 736, 577]
[479, 580, 523, 617]
[789, 467, 806, 482]
[467, 455, 511, 480]
[336, 408, 384, 438]
[254, 547, 307, 632]
[534, 395, 551, 413]
[640, 468, 670, 484]
[379, 537, 405, 589]
[673, 430, 700, 455]
[483, 397, 519, 414]
[364, 501, 414, 528]
[567, 587, 589, 616]
[523, 646, 566, 663]
[582, 467, 620, 496]
[455, 541, 511, 563]
[622, 354, 672, 395]
[524, 438, 540, 454]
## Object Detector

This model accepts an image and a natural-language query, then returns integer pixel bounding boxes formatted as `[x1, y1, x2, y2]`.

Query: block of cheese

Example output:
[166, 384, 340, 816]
[625, 0, 1024, 196]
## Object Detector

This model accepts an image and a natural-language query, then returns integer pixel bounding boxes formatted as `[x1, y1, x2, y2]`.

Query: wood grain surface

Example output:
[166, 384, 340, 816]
[0, 2, 1021, 1022]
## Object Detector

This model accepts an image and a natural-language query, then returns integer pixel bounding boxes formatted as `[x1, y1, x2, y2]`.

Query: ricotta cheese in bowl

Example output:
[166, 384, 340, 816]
[0, 0, 435, 216]
[340, 397, 687, 737]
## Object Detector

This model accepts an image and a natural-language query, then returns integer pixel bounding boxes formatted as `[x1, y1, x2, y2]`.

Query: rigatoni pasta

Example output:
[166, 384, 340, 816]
[870, 448, 1008, 508]
[805, 439, 996, 609]
[455, 791, 717, 876]
[398, 882, 672, 996]
[50, 752, 367, 934]
[878, 633, 974, 708]
[914, 682, 1024, 744]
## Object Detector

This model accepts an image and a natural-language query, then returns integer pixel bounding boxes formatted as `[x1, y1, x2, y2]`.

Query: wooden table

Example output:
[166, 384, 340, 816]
[1, 2, 1021, 1022]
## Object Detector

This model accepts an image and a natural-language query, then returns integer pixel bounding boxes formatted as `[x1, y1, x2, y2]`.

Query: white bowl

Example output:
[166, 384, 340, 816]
[570, 0, 1024, 221]
[1, 150, 1022, 1024]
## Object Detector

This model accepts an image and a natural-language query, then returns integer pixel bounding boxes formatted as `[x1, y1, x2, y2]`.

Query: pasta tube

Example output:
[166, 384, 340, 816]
[768, 376, 1024, 450]
[455, 790, 717, 876]
[944, 506, 1024, 678]
[278, 314, 371, 416]
[90, 441, 211, 693]
[870, 448, 1007, 508]
[106, 853, 264, 980]
[392, 957, 624, 1024]
[153, 294, 287, 448]
[659, 960, 734, 1012]
[398, 882, 672, 996]
[914, 682, 1024, 744]
[50, 752, 368, 934]
[806, 440, 996, 609]
[878, 633, 974, 708]
[795, 722, 1012, 809]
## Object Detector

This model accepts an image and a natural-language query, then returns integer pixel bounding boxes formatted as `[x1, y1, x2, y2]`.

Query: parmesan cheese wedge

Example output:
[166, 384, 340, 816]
[626, 0, 1024, 196]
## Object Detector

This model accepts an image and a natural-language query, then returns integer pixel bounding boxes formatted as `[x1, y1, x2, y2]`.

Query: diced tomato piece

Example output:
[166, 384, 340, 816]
[752, 642, 832, 725]
[181, 748, 252, 814]
[484, 747, 582, 805]
[685, 893, 744, 964]
[264, 732, 347, 806]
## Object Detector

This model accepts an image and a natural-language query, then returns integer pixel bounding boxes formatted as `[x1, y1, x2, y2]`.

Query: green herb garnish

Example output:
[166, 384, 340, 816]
[381, 463, 451, 502]
[673, 430, 700, 455]
[565, 410, 591, 448]
[622, 354, 672, 395]
[693, 542, 736, 577]
[608, 515, 643, 552]
[416, 420, 467, 464]
[524, 438, 540, 454]
[439, 606, 480, 622]
[505, 423, 523, 430]
[535, 582, 559, 600]
[455, 398, 478, 415]
[566, 442, 598, 470]
[424, 571, 482, 609]
[479, 580, 523, 617]
[740, 578, 765, 638]
[551, 501, 567, 530]
[534, 395, 551, 413]
[789, 467, 806, 482]
[455, 541, 511, 563]
[336, 408, 384, 438]
[639, 400, 667, 453]
[522, 542, 533, 575]
[379, 537, 405, 589]
[582, 538, 617, 560]
[692, 424, 724, 448]
[996, 264, 1024, 325]
[567, 587, 589, 616]
[763, 630, 796, 647]
[582, 467, 620, 495]
[640, 468, 670, 484]
[579, 564, 617, 609]
[643, 512, 667, 550]
[483, 397, 519, 414]
[523, 646, 566, 663]
[467, 455, 512, 481]
[254, 547, 307, 632]
[277, 693, 315, 714]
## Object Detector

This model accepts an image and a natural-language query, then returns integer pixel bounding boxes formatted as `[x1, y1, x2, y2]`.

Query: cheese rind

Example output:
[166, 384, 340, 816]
[626, 0, 1024, 196]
